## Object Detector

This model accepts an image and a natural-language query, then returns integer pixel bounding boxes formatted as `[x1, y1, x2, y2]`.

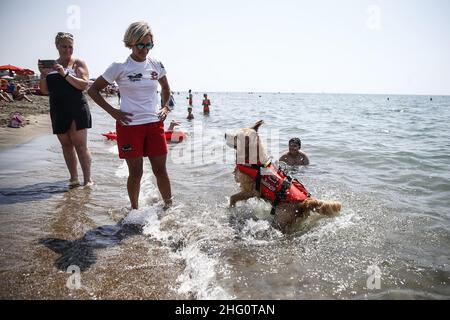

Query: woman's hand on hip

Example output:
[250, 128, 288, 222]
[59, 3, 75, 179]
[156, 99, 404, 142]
[110, 108, 133, 125]
[158, 106, 171, 122]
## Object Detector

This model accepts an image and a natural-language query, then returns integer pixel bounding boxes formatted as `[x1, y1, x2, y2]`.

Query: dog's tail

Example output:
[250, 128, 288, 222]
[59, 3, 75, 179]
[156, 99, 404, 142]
[300, 198, 342, 217]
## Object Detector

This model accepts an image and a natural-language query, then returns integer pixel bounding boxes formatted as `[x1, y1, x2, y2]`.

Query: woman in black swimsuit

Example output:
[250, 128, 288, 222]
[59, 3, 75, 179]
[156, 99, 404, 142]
[38, 32, 93, 187]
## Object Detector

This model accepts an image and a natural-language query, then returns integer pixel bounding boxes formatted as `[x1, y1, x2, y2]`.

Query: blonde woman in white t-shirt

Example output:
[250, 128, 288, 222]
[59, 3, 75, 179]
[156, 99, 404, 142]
[88, 21, 173, 210]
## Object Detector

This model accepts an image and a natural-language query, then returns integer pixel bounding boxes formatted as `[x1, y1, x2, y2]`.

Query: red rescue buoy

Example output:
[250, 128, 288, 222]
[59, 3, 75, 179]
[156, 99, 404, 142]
[165, 131, 187, 143]
[102, 131, 186, 143]
[101, 131, 117, 141]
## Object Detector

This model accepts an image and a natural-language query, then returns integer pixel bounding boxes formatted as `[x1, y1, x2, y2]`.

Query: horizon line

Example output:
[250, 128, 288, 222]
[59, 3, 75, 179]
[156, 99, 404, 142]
[170, 90, 450, 97]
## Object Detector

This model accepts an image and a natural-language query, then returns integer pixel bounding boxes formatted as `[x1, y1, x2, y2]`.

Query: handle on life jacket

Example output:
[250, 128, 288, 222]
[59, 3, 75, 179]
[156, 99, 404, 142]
[270, 178, 292, 215]
[254, 160, 273, 193]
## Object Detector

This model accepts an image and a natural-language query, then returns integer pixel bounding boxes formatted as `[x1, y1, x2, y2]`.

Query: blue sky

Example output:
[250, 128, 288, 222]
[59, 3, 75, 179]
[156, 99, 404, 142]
[1, 0, 449, 95]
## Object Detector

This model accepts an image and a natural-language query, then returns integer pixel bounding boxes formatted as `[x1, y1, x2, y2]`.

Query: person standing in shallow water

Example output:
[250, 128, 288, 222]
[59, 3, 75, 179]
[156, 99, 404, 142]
[88, 21, 173, 210]
[187, 107, 194, 120]
[169, 91, 175, 109]
[187, 89, 193, 107]
[202, 93, 211, 115]
[38, 32, 93, 187]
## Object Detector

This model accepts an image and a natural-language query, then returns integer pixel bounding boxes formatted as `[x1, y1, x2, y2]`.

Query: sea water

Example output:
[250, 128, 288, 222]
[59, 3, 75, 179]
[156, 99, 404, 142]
[0, 92, 449, 299]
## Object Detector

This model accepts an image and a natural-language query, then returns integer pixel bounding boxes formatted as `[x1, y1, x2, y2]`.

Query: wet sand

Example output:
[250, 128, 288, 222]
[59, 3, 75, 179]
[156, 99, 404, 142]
[0, 161, 189, 300]
[0, 182, 188, 299]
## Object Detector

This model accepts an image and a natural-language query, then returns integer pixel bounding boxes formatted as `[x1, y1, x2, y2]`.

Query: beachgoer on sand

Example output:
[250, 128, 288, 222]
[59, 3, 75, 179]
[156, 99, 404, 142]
[12, 84, 33, 102]
[0, 89, 13, 102]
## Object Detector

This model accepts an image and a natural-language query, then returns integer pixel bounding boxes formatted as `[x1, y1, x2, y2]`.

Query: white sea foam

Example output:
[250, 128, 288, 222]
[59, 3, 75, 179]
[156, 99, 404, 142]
[240, 218, 283, 245]
[115, 160, 128, 178]
[176, 242, 232, 300]
[108, 145, 118, 155]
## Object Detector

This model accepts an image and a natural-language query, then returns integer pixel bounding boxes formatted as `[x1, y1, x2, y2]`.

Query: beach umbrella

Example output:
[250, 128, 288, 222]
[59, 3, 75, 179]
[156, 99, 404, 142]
[0, 64, 24, 72]
[16, 69, 35, 76]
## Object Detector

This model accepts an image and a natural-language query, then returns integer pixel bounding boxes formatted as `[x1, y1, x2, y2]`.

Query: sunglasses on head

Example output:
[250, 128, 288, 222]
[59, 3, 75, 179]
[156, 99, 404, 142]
[57, 32, 73, 38]
[135, 42, 154, 50]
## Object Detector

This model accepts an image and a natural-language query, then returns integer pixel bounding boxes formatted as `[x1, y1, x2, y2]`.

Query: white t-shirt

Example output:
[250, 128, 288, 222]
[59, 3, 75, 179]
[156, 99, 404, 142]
[102, 56, 166, 125]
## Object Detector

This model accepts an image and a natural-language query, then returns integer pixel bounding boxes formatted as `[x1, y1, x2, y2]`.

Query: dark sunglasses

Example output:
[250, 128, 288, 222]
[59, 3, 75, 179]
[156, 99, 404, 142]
[60, 45, 73, 49]
[135, 42, 154, 50]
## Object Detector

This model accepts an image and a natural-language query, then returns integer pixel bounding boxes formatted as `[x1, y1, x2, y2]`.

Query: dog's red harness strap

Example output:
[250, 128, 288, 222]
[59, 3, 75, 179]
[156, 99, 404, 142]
[236, 164, 310, 204]
[236, 164, 259, 179]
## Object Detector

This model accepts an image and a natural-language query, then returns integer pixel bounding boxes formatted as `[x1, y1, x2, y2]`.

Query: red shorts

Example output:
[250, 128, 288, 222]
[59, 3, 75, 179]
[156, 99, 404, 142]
[116, 121, 168, 159]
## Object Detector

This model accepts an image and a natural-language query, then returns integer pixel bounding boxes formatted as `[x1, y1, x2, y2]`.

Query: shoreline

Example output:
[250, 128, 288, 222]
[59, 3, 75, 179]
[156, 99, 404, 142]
[0, 95, 109, 152]
[0, 114, 52, 151]
[0, 95, 52, 151]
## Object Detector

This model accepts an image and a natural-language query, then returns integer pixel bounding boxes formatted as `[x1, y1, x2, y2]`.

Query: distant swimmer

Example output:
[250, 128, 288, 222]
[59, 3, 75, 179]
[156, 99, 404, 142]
[187, 89, 193, 107]
[187, 107, 194, 120]
[202, 93, 211, 115]
[162, 91, 175, 110]
[279, 138, 310, 166]
[169, 91, 175, 109]
[167, 120, 181, 132]
[430, 97, 433, 101]
[387, 97, 390, 101]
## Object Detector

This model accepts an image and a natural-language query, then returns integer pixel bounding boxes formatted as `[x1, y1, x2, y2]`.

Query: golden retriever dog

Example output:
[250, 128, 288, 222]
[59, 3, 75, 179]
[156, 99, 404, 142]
[225, 120, 341, 233]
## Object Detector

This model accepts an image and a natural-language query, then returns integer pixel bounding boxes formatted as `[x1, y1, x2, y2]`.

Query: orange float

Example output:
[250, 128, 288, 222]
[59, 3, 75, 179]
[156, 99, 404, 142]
[102, 131, 187, 143]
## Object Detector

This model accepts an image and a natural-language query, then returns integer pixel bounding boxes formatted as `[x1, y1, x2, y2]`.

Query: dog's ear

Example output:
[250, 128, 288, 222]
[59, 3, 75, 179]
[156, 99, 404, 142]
[251, 120, 264, 132]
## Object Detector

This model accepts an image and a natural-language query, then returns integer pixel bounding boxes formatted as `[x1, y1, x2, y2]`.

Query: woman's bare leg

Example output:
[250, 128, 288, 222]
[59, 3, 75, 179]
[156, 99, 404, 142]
[149, 155, 172, 206]
[69, 122, 92, 185]
[126, 157, 143, 209]
[57, 130, 79, 184]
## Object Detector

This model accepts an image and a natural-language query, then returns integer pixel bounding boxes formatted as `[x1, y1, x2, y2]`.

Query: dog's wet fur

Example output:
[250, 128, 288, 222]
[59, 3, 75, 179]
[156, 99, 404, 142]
[225, 120, 341, 233]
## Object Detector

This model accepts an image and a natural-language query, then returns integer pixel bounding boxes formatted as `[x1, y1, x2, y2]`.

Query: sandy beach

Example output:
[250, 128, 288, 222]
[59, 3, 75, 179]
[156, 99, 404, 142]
[0, 96, 52, 150]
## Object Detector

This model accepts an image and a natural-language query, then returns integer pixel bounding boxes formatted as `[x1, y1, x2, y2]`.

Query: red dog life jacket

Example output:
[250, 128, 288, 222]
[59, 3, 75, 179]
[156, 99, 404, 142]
[236, 164, 310, 205]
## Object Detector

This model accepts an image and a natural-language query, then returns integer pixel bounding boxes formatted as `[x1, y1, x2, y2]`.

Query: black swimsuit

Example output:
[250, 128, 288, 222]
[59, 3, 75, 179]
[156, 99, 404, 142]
[46, 69, 91, 134]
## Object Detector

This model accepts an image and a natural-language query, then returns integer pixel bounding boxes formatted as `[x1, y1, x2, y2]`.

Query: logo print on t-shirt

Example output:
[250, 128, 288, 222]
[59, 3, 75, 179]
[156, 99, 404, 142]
[127, 73, 143, 82]
[150, 71, 158, 80]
